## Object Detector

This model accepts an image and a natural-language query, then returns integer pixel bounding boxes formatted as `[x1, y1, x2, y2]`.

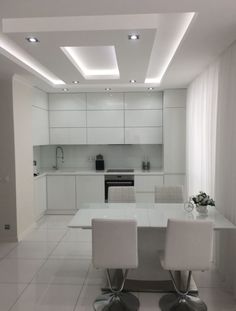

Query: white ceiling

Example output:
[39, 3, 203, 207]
[0, 0, 236, 92]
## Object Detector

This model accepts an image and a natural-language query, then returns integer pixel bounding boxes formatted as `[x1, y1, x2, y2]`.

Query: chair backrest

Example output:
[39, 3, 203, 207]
[163, 219, 214, 271]
[155, 185, 184, 203]
[92, 218, 138, 269]
[108, 186, 136, 203]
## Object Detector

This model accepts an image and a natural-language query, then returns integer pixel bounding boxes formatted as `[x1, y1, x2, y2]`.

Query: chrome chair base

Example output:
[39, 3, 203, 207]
[94, 291, 140, 311]
[159, 293, 207, 311]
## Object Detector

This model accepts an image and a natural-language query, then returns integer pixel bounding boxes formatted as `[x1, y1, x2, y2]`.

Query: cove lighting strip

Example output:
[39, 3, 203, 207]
[0, 35, 65, 85]
[145, 12, 195, 84]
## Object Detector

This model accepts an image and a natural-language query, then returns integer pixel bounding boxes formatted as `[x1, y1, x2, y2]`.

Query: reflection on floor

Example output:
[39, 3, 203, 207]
[0, 215, 235, 311]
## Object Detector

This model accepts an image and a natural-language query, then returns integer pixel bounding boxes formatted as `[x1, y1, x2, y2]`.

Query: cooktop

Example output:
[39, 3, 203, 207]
[106, 169, 134, 173]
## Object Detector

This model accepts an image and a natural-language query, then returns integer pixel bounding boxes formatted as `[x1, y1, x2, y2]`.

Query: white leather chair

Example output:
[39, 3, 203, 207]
[92, 218, 139, 311]
[155, 185, 184, 203]
[108, 186, 136, 203]
[159, 219, 214, 311]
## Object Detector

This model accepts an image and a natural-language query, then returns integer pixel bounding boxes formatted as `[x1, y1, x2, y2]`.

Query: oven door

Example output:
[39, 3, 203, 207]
[105, 180, 134, 201]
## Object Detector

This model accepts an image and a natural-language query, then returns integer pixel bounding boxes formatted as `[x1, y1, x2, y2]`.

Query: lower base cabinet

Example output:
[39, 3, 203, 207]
[47, 175, 76, 212]
[34, 176, 47, 220]
[76, 175, 104, 209]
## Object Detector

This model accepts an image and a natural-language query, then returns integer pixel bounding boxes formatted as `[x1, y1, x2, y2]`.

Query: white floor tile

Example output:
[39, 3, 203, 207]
[62, 229, 92, 242]
[139, 292, 162, 311]
[36, 215, 73, 230]
[199, 287, 236, 311]
[74, 284, 101, 311]
[0, 242, 17, 258]
[22, 228, 67, 242]
[85, 265, 106, 286]
[32, 258, 90, 285]
[193, 269, 225, 288]
[7, 241, 58, 259]
[0, 283, 27, 311]
[10, 283, 82, 311]
[49, 242, 92, 259]
[0, 258, 44, 283]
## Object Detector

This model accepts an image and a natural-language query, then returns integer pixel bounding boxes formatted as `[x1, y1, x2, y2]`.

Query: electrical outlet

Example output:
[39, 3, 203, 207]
[4, 224, 10, 230]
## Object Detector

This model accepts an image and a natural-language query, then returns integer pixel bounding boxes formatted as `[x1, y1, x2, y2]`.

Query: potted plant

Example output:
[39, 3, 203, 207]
[191, 191, 215, 215]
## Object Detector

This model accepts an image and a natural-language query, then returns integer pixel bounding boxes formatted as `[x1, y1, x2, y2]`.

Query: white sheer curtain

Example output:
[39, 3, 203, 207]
[215, 41, 236, 297]
[186, 62, 219, 197]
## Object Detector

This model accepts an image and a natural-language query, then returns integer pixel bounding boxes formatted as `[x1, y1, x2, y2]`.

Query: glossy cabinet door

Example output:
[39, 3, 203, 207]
[76, 175, 104, 209]
[49, 111, 86, 128]
[49, 93, 86, 110]
[124, 92, 163, 109]
[125, 110, 162, 127]
[163, 108, 186, 173]
[87, 93, 124, 110]
[125, 127, 162, 144]
[32, 106, 49, 145]
[33, 176, 47, 220]
[47, 175, 76, 212]
[87, 110, 124, 127]
[50, 128, 86, 144]
[87, 128, 124, 144]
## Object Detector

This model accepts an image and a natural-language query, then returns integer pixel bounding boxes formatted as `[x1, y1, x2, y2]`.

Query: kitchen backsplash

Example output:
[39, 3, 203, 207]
[34, 145, 163, 171]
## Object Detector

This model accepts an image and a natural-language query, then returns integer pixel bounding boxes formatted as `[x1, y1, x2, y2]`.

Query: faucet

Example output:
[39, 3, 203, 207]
[54, 146, 64, 170]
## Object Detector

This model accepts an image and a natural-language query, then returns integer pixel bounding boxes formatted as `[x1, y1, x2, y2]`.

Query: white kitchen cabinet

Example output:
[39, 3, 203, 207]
[76, 175, 104, 208]
[87, 110, 124, 127]
[136, 192, 155, 203]
[87, 93, 123, 110]
[50, 128, 86, 144]
[49, 111, 86, 128]
[164, 174, 185, 186]
[163, 108, 186, 173]
[87, 128, 124, 144]
[49, 94, 86, 110]
[125, 110, 162, 127]
[47, 175, 76, 212]
[33, 176, 47, 220]
[135, 175, 164, 192]
[163, 89, 186, 108]
[125, 92, 163, 110]
[32, 106, 49, 146]
[125, 127, 162, 144]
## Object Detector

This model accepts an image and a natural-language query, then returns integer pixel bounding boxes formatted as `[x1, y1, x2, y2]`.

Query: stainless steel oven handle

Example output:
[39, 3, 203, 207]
[106, 181, 134, 186]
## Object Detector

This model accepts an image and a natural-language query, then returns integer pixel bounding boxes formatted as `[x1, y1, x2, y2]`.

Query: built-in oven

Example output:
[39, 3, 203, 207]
[105, 169, 134, 202]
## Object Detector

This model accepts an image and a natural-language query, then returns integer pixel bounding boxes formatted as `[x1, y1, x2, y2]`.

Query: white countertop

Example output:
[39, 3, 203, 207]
[34, 168, 164, 179]
[68, 203, 236, 230]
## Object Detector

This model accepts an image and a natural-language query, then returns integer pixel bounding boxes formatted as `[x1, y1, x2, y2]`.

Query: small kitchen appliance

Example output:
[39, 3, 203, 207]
[95, 154, 105, 171]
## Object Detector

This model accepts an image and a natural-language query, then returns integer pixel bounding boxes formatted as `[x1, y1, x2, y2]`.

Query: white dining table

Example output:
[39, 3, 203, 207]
[68, 203, 236, 292]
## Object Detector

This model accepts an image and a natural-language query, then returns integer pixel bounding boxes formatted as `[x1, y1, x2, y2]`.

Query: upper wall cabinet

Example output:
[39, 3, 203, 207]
[49, 94, 86, 110]
[125, 110, 162, 127]
[87, 93, 124, 110]
[48, 91, 163, 145]
[163, 89, 186, 174]
[32, 89, 49, 146]
[124, 92, 162, 109]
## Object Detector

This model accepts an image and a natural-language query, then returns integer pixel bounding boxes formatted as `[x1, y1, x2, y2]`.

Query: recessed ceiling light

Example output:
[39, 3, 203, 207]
[148, 87, 154, 90]
[26, 37, 39, 43]
[72, 80, 79, 84]
[62, 88, 69, 92]
[130, 79, 136, 83]
[105, 88, 111, 91]
[128, 34, 139, 40]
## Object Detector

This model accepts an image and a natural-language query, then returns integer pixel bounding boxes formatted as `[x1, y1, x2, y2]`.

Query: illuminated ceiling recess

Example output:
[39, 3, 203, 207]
[0, 34, 65, 85]
[145, 12, 195, 85]
[61, 46, 120, 80]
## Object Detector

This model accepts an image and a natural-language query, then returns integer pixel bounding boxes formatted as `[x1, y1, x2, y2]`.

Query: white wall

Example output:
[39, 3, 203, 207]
[37, 144, 163, 171]
[12, 76, 35, 239]
[0, 78, 17, 241]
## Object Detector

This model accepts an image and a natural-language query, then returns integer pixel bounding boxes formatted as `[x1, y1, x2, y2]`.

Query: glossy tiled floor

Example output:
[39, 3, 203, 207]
[0, 215, 235, 311]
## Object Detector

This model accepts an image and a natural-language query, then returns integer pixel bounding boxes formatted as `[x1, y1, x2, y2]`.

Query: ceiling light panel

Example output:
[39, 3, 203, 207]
[61, 46, 120, 80]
